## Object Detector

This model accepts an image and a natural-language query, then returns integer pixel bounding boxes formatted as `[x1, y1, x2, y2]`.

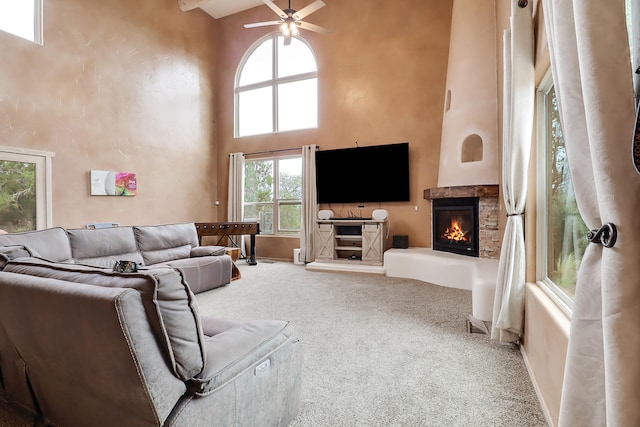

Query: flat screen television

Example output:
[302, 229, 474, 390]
[315, 142, 410, 204]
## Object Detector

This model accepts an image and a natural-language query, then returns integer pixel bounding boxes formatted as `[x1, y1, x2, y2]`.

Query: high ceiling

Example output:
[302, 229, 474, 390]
[178, 0, 264, 19]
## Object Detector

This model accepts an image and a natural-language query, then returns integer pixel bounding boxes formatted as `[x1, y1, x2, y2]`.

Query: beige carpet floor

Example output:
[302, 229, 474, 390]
[0, 260, 548, 426]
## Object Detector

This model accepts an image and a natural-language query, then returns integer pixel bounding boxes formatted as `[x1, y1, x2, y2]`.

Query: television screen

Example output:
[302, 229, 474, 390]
[315, 142, 410, 204]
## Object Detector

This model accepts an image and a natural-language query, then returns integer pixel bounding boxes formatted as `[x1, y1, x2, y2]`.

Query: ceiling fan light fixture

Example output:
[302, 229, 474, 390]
[289, 22, 299, 36]
[245, 0, 329, 39]
[280, 20, 298, 38]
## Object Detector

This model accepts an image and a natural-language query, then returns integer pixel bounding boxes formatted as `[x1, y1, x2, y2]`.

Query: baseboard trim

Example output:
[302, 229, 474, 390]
[520, 345, 555, 427]
[305, 261, 385, 275]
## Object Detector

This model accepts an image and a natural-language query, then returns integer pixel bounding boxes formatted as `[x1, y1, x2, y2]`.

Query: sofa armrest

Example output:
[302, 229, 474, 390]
[189, 320, 296, 396]
[190, 246, 226, 257]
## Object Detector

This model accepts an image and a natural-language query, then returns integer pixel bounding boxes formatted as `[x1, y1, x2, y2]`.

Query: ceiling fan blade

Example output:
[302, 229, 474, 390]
[262, 0, 287, 18]
[293, 0, 325, 20]
[244, 21, 283, 28]
[297, 21, 331, 34]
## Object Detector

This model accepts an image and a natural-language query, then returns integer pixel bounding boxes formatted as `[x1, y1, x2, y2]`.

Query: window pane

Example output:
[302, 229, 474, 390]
[244, 160, 274, 203]
[0, 0, 39, 43]
[239, 38, 273, 86]
[546, 86, 588, 298]
[0, 160, 36, 232]
[279, 203, 301, 231]
[243, 204, 274, 234]
[278, 158, 302, 200]
[278, 78, 318, 132]
[277, 37, 317, 78]
[238, 87, 273, 137]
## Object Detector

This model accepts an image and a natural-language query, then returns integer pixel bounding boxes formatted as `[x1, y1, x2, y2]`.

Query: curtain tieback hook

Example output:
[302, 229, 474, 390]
[586, 223, 617, 248]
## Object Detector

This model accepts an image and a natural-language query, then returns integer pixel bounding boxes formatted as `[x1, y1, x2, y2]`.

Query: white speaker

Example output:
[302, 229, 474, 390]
[318, 209, 334, 220]
[372, 209, 388, 220]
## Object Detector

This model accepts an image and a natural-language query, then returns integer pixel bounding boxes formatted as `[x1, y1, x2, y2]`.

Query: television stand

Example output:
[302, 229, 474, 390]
[313, 218, 388, 266]
[330, 217, 372, 221]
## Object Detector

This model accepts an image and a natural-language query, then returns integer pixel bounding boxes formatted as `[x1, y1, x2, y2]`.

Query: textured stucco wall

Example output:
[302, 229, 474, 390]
[215, 0, 453, 258]
[0, 0, 219, 228]
[438, 0, 499, 187]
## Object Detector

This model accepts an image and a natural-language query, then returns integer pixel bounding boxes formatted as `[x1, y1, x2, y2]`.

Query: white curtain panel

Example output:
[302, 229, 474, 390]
[228, 152, 246, 255]
[491, 0, 535, 343]
[541, 0, 640, 425]
[300, 145, 318, 263]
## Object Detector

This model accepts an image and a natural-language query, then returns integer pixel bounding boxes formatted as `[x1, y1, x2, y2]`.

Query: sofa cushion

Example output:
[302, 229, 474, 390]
[134, 223, 199, 265]
[67, 226, 144, 268]
[2, 258, 206, 380]
[191, 319, 297, 396]
[0, 227, 72, 262]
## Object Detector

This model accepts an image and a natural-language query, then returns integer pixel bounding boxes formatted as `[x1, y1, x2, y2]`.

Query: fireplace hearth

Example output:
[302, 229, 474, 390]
[432, 197, 479, 257]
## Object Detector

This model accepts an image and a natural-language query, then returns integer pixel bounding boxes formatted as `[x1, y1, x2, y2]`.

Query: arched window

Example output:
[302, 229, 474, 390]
[235, 34, 318, 137]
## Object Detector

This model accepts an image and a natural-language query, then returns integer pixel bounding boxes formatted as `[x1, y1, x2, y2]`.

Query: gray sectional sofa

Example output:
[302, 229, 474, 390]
[0, 223, 304, 426]
[0, 222, 232, 293]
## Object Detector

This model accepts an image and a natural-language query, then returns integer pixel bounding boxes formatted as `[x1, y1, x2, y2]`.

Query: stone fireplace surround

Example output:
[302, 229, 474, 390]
[424, 184, 500, 259]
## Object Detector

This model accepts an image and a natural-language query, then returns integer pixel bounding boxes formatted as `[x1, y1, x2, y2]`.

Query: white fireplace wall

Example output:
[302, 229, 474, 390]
[437, 0, 499, 188]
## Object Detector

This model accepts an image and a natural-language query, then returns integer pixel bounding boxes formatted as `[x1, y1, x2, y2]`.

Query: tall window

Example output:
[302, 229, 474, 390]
[243, 156, 302, 235]
[536, 73, 587, 312]
[0, 146, 54, 232]
[235, 34, 318, 137]
[0, 0, 43, 44]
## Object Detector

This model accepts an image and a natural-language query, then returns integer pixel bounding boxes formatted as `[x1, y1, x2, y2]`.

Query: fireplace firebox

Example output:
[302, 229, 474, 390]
[432, 197, 479, 257]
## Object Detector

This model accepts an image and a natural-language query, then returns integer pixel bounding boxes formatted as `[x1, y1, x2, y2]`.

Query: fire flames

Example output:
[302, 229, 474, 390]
[441, 217, 469, 242]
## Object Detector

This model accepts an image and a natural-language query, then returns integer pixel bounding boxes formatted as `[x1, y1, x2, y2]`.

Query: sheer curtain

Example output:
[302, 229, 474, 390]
[541, 1, 640, 425]
[491, 0, 535, 343]
[300, 144, 318, 263]
[228, 152, 246, 255]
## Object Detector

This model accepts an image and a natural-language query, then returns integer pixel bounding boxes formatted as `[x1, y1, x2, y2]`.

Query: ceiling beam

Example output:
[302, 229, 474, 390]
[177, 0, 209, 12]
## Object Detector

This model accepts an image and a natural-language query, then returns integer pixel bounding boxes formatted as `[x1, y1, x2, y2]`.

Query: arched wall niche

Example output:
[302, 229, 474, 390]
[461, 134, 483, 163]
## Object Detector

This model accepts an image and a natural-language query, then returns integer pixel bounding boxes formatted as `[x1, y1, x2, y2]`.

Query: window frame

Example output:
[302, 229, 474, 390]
[234, 33, 318, 138]
[0, 145, 54, 230]
[535, 71, 574, 317]
[242, 154, 302, 236]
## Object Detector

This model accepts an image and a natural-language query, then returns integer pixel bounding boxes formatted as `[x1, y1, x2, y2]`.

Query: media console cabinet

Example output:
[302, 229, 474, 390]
[315, 219, 388, 266]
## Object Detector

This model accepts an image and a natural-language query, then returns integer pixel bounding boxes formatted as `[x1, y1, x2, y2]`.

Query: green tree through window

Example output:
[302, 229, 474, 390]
[0, 160, 36, 232]
[244, 157, 301, 234]
[546, 86, 588, 298]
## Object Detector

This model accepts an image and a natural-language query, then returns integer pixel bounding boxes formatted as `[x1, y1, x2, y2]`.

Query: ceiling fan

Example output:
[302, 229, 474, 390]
[244, 0, 330, 45]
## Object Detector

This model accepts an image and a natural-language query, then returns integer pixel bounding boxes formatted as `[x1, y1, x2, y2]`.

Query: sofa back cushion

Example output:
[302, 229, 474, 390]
[2, 258, 205, 380]
[67, 226, 144, 268]
[0, 227, 72, 262]
[0, 272, 186, 425]
[134, 223, 199, 265]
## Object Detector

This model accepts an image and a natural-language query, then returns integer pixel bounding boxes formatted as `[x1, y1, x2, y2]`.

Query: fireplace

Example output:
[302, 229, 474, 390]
[432, 197, 479, 257]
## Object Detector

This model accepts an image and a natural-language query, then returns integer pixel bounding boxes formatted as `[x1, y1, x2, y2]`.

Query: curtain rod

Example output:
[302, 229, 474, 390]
[234, 146, 318, 157]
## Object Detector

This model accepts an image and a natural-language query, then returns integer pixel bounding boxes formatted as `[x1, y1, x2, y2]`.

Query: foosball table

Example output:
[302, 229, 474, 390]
[194, 222, 260, 265]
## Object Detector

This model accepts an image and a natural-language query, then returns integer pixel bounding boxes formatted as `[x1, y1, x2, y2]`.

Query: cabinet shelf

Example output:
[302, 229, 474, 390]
[315, 219, 388, 266]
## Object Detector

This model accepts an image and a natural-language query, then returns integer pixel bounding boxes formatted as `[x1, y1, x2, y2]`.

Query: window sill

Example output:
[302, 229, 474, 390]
[257, 234, 301, 239]
[535, 279, 573, 319]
